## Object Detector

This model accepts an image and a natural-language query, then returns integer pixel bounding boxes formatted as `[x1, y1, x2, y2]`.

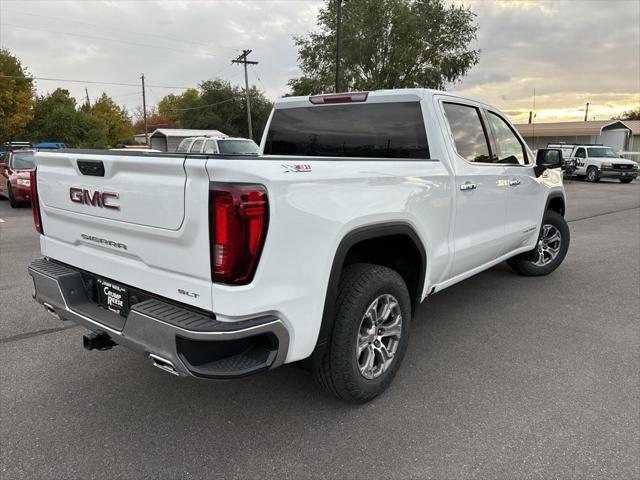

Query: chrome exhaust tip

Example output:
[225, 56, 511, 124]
[149, 354, 179, 376]
[43, 302, 58, 318]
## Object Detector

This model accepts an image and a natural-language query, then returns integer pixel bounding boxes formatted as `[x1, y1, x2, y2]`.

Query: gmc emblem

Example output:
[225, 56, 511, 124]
[70, 187, 120, 210]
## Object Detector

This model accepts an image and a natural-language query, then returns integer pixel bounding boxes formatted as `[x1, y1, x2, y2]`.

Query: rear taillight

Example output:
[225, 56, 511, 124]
[29, 169, 43, 234]
[209, 184, 268, 285]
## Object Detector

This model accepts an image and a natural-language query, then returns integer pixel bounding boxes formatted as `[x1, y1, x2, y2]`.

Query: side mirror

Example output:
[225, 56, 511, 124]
[534, 148, 563, 177]
[0, 162, 7, 171]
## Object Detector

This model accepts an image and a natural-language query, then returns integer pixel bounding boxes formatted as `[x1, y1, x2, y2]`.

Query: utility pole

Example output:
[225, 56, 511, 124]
[85, 88, 92, 113]
[335, 0, 344, 93]
[584, 102, 590, 122]
[141, 74, 149, 145]
[232, 50, 258, 139]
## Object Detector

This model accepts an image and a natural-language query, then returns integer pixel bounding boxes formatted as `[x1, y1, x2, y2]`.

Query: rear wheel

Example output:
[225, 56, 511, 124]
[586, 166, 600, 183]
[507, 210, 570, 276]
[7, 183, 19, 208]
[312, 263, 411, 403]
[620, 178, 634, 184]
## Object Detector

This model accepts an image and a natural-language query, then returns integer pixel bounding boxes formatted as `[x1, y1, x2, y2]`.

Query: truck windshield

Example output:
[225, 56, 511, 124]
[588, 148, 618, 158]
[218, 140, 259, 155]
[11, 152, 35, 169]
[265, 102, 429, 159]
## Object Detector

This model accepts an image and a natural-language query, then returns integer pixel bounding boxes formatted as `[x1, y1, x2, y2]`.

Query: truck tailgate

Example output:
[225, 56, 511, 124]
[35, 151, 213, 310]
[37, 151, 186, 230]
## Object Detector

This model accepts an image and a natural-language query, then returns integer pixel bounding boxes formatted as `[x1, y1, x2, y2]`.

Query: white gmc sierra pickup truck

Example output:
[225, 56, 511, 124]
[28, 89, 570, 402]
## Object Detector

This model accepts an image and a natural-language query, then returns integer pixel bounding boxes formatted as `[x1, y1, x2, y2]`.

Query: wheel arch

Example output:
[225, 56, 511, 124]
[545, 192, 566, 217]
[313, 222, 427, 358]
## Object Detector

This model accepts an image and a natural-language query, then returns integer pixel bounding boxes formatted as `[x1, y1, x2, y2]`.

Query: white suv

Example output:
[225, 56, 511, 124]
[176, 136, 259, 155]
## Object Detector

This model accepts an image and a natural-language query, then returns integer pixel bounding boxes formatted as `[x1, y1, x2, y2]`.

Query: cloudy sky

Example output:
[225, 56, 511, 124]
[1, 0, 638, 124]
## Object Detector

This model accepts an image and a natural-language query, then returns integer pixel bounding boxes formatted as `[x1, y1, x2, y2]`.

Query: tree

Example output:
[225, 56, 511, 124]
[288, 0, 480, 95]
[91, 93, 134, 145]
[612, 108, 640, 121]
[156, 81, 273, 139]
[0, 49, 35, 143]
[132, 106, 179, 134]
[27, 89, 107, 148]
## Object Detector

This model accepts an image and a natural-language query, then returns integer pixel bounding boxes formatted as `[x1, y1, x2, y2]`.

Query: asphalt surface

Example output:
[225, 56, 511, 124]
[1, 179, 639, 479]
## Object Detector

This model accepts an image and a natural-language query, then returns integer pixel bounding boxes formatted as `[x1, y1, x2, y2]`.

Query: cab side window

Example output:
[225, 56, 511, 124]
[575, 148, 586, 158]
[443, 102, 492, 163]
[203, 140, 217, 154]
[486, 112, 527, 165]
[190, 139, 204, 153]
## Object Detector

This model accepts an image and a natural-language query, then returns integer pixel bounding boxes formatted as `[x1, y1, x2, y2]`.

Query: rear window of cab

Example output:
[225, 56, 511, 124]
[264, 102, 429, 159]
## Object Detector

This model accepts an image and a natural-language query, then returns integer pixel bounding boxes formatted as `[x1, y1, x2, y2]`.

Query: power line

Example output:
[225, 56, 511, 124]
[2, 23, 228, 59]
[250, 65, 268, 92]
[170, 97, 238, 112]
[0, 74, 193, 90]
[3, 8, 240, 54]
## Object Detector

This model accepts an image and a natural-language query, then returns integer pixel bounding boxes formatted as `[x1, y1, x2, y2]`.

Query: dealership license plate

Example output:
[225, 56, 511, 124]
[97, 279, 129, 317]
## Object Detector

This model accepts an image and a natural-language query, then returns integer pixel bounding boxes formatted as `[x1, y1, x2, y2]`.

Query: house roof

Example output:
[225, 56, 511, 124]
[515, 120, 639, 137]
[149, 128, 226, 138]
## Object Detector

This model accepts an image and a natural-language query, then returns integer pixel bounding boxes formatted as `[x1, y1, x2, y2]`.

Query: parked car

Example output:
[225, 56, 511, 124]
[28, 89, 569, 402]
[0, 149, 35, 207]
[176, 136, 259, 155]
[34, 142, 67, 150]
[548, 143, 638, 183]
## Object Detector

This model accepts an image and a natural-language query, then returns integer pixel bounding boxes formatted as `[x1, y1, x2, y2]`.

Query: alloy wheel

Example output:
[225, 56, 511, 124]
[356, 294, 402, 380]
[532, 224, 562, 267]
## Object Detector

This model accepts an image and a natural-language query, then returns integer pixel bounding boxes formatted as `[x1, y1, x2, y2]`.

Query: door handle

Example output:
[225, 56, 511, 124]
[459, 182, 477, 191]
[509, 178, 521, 186]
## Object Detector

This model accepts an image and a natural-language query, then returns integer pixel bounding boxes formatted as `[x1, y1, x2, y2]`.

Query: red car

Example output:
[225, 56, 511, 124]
[0, 149, 35, 207]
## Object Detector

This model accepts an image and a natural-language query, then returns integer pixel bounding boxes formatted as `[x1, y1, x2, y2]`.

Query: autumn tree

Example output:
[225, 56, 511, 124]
[289, 0, 480, 95]
[132, 106, 179, 134]
[27, 89, 107, 148]
[91, 93, 134, 145]
[0, 49, 35, 142]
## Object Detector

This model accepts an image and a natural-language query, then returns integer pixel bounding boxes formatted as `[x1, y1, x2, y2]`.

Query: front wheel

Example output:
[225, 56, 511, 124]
[586, 166, 600, 183]
[312, 263, 411, 403]
[7, 183, 19, 208]
[507, 210, 570, 276]
[620, 178, 634, 184]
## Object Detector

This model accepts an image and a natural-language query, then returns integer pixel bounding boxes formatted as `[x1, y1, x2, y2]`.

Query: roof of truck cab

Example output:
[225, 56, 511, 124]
[273, 88, 486, 110]
[150, 128, 226, 138]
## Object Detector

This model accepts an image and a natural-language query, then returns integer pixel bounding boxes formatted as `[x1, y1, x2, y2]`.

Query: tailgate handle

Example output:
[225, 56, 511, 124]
[77, 160, 105, 177]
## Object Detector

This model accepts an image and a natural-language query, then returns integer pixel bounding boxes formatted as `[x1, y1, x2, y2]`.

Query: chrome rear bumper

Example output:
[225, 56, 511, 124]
[28, 258, 289, 379]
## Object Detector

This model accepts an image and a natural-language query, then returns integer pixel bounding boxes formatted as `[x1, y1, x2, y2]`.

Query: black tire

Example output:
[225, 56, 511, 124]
[7, 183, 19, 208]
[586, 166, 600, 183]
[619, 178, 634, 184]
[312, 263, 411, 403]
[507, 210, 570, 276]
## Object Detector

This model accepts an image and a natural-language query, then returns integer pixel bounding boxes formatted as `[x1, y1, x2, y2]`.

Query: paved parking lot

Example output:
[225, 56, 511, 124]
[1, 179, 639, 479]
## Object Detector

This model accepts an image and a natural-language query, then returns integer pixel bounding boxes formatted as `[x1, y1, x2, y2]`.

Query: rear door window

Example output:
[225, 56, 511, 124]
[264, 102, 429, 159]
[443, 102, 492, 163]
[203, 140, 217, 154]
